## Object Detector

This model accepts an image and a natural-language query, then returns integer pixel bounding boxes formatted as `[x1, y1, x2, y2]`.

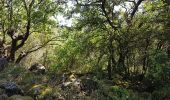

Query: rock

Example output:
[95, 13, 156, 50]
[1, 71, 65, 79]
[29, 63, 45, 74]
[9, 95, 33, 100]
[69, 74, 76, 82]
[0, 57, 8, 71]
[73, 79, 81, 88]
[28, 84, 52, 99]
[61, 81, 72, 90]
[62, 82, 72, 87]
[0, 94, 8, 100]
[81, 79, 98, 95]
[0, 82, 24, 96]
[61, 79, 82, 93]
[28, 85, 43, 97]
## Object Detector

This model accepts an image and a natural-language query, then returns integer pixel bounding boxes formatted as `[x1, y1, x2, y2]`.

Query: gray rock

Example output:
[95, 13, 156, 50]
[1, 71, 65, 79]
[29, 63, 45, 74]
[80, 79, 98, 95]
[61, 79, 82, 91]
[0, 82, 24, 96]
[0, 57, 8, 71]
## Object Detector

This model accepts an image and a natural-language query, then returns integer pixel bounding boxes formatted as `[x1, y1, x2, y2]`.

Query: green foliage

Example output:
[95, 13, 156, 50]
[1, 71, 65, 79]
[28, 84, 53, 100]
[146, 50, 170, 85]
[1, 0, 170, 99]
[110, 86, 129, 100]
[9, 95, 33, 100]
[9, 66, 26, 77]
[151, 86, 170, 100]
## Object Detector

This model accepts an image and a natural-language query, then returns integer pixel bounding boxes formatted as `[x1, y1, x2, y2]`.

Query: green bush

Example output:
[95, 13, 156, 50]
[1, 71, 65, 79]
[151, 86, 170, 100]
[110, 86, 129, 100]
[146, 50, 170, 86]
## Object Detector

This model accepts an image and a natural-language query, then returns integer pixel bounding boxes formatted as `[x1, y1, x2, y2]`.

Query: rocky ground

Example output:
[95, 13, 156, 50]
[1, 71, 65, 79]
[0, 65, 170, 100]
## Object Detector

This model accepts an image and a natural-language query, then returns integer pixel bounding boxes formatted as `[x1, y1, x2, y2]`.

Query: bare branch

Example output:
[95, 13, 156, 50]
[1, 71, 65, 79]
[128, 0, 136, 5]
[75, 0, 101, 6]
[16, 0, 35, 50]
[15, 37, 61, 63]
[101, 0, 117, 29]
[131, 0, 144, 19]
[22, 0, 28, 12]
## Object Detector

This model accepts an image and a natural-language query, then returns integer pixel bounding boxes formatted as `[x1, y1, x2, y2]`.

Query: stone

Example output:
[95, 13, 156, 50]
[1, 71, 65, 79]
[0, 82, 24, 96]
[69, 74, 76, 82]
[29, 63, 45, 74]
[0, 57, 8, 71]
[9, 95, 33, 100]
[61, 79, 82, 92]
[28, 84, 52, 99]
[80, 79, 98, 95]
[61, 81, 72, 90]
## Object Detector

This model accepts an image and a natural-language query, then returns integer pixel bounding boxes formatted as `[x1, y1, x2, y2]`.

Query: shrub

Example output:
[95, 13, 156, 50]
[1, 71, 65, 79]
[146, 50, 170, 87]
[151, 86, 170, 100]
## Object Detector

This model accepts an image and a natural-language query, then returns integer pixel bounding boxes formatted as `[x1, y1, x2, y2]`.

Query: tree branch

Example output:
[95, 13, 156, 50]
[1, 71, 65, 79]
[16, 0, 35, 50]
[130, 0, 144, 19]
[75, 0, 101, 6]
[101, 0, 117, 29]
[15, 37, 60, 63]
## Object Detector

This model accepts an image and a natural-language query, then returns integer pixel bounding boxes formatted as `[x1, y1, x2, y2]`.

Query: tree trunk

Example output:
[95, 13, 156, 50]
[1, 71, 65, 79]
[167, 43, 170, 59]
[117, 53, 126, 74]
[107, 35, 116, 80]
[9, 39, 17, 62]
[5, 0, 34, 63]
[15, 53, 26, 64]
[142, 37, 150, 74]
[107, 56, 112, 80]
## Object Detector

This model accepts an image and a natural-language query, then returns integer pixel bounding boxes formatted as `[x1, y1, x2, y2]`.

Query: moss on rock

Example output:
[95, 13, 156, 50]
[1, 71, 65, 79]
[28, 84, 53, 99]
[9, 95, 33, 100]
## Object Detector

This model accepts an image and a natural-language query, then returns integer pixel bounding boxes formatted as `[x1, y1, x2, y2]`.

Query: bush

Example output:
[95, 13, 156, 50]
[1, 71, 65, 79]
[146, 50, 170, 87]
[151, 86, 170, 100]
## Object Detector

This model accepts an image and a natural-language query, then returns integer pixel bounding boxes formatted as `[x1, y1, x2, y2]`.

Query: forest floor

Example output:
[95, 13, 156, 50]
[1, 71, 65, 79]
[0, 65, 170, 100]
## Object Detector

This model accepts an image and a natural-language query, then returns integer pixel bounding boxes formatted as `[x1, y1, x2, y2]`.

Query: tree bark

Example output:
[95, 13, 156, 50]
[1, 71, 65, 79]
[142, 37, 150, 74]
[107, 55, 112, 80]
[9, 39, 17, 62]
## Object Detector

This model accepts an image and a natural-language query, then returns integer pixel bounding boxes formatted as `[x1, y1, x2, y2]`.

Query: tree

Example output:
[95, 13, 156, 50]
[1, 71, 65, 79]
[0, 0, 59, 63]
[58, 0, 169, 80]
[62, 0, 145, 79]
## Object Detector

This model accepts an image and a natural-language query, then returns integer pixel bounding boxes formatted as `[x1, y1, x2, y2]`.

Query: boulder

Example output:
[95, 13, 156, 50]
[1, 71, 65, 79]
[0, 57, 8, 71]
[61, 81, 72, 90]
[9, 95, 33, 100]
[80, 79, 98, 95]
[61, 79, 82, 94]
[28, 84, 52, 99]
[29, 63, 45, 74]
[61, 74, 81, 90]
[0, 82, 24, 96]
